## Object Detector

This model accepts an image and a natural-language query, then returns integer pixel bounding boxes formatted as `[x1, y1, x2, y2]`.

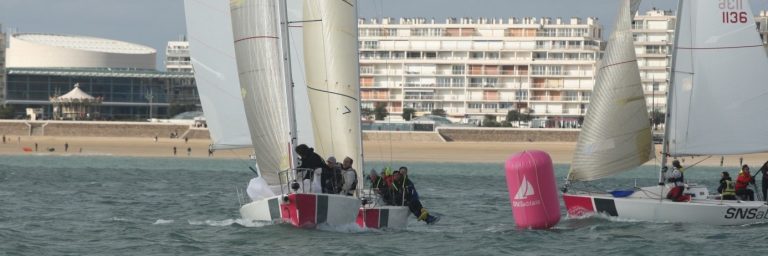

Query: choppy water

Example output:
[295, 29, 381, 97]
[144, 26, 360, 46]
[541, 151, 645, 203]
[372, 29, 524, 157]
[0, 155, 764, 255]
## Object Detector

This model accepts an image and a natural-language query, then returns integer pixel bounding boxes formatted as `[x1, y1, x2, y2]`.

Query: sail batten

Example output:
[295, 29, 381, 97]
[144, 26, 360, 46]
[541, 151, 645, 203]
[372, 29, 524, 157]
[667, 0, 768, 156]
[184, 0, 252, 150]
[568, 0, 652, 182]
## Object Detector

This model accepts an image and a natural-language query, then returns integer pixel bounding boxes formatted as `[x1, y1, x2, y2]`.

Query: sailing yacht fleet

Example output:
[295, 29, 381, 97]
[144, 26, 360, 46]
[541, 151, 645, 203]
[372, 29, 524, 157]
[185, 0, 768, 229]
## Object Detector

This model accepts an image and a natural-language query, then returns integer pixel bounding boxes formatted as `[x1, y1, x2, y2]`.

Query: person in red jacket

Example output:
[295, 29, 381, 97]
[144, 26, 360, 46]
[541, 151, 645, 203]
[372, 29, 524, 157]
[735, 165, 755, 201]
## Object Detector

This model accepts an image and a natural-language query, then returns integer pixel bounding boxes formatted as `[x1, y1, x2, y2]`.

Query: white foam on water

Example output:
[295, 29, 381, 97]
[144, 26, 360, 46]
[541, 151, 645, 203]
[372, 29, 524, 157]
[316, 222, 369, 233]
[153, 219, 175, 225]
[110, 217, 130, 222]
[187, 218, 272, 227]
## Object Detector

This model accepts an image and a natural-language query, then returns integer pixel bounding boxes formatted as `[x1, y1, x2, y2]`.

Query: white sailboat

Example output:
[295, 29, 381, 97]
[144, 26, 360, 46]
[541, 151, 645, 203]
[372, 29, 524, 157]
[230, 0, 366, 228]
[562, 0, 768, 225]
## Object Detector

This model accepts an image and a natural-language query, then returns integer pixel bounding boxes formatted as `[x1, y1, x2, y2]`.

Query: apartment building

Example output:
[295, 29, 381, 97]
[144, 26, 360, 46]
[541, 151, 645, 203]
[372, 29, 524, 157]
[358, 16, 603, 127]
[632, 9, 675, 114]
[1, 24, 5, 103]
[165, 40, 193, 73]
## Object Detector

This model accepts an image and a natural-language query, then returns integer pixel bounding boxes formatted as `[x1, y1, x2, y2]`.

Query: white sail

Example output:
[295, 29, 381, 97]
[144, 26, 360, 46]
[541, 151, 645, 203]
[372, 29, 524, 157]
[303, 0, 364, 191]
[667, 0, 768, 156]
[183, 0, 251, 150]
[230, 0, 292, 172]
[568, 0, 652, 181]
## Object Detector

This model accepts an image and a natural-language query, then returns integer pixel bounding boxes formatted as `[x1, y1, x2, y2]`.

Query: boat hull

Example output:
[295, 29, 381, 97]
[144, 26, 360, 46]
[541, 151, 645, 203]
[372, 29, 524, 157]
[356, 206, 411, 229]
[563, 191, 768, 226]
[240, 193, 361, 228]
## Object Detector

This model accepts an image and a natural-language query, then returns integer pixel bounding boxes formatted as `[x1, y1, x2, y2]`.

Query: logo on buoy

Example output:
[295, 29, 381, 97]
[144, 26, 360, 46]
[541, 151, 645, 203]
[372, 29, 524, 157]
[514, 176, 535, 200]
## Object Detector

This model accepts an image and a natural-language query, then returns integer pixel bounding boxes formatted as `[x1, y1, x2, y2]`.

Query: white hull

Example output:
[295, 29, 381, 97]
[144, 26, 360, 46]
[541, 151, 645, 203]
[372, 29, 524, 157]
[564, 186, 768, 226]
[240, 193, 361, 228]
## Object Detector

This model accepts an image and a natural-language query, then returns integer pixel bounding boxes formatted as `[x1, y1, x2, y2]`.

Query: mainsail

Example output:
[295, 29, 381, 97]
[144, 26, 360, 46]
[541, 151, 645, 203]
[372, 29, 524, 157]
[184, 0, 251, 150]
[230, 0, 292, 172]
[303, 0, 364, 191]
[568, 0, 652, 181]
[667, 0, 768, 156]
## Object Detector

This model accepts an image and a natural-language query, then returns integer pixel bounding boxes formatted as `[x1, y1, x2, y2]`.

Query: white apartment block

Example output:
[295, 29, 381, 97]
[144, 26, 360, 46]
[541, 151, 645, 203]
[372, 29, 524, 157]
[358, 17, 603, 127]
[165, 40, 192, 73]
[632, 9, 675, 114]
[756, 10, 768, 51]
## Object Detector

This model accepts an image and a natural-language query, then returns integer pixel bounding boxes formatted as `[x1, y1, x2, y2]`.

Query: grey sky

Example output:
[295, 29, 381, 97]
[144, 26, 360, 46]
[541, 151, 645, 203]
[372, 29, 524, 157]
[2, 0, 768, 70]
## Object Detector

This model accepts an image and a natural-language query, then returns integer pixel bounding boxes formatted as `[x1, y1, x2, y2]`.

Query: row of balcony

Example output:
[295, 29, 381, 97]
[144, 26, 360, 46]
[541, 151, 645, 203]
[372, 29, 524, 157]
[361, 45, 601, 51]
[362, 95, 588, 102]
[360, 70, 591, 77]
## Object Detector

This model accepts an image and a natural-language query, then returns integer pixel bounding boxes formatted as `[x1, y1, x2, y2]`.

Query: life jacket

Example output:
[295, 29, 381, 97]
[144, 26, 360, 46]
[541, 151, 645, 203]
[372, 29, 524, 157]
[722, 180, 736, 196]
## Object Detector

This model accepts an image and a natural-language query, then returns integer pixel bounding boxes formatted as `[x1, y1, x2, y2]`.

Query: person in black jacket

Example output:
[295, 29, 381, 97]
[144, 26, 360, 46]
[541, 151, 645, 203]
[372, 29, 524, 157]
[756, 161, 768, 201]
[295, 144, 328, 189]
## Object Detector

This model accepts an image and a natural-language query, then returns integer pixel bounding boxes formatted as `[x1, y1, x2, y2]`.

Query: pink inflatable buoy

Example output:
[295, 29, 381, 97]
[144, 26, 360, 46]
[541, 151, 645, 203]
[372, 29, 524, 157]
[505, 150, 560, 229]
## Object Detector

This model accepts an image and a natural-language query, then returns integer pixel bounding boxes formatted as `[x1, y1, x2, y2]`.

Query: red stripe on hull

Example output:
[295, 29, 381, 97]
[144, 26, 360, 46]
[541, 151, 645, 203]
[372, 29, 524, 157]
[356, 208, 381, 228]
[563, 194, 595, 217]
[282, 194, 318, 228]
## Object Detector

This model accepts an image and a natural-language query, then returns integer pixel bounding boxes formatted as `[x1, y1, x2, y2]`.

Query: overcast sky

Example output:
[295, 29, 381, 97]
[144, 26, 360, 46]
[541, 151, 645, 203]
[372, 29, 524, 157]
[2, 0, 768, 70]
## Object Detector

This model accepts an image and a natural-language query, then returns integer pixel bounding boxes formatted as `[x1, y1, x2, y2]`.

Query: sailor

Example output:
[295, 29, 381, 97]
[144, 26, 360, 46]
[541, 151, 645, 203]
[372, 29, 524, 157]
[735, 165, 755, 201]
[756, 161, 768, 201]
[395, 166, 439, 224]
[325, 156, 343, 194]
[664, 160, 690, 202]
[717, 171, 737, 200]
[295, 144, 329, 193]
[340, 157, 358, 196]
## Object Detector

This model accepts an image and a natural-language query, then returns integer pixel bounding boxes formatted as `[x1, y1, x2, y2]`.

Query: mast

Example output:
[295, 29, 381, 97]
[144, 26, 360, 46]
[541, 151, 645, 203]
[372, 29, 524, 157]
[279, 0, 300, 169]
[659, 0, 684, 185]
[352, 2, 365, 196]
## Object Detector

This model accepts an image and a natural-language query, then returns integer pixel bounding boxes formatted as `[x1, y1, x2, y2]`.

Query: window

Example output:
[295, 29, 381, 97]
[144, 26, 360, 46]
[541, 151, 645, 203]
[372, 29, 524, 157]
[452, 65, 465, 75]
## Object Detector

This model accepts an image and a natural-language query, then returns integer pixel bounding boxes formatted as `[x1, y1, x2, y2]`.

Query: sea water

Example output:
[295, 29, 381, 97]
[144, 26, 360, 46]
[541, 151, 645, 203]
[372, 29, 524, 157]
[0, 155, 764, 255]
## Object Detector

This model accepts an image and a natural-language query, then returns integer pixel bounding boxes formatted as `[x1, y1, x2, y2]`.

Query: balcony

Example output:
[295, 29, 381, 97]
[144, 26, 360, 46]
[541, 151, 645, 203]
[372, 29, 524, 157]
[529, 96, 582, 102]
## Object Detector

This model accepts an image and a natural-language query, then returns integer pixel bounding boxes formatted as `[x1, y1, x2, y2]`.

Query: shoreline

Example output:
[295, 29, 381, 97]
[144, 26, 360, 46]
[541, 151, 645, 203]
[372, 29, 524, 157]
[2, 135, 767, 168]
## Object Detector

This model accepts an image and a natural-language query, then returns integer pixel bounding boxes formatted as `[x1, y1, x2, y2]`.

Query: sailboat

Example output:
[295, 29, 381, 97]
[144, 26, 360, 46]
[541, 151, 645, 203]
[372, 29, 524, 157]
[562, 0, 768, 225]
[301, 0, 411, 229]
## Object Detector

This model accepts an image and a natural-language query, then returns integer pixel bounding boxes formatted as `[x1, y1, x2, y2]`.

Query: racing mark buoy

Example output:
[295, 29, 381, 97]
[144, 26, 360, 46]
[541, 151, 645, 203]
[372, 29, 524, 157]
[504, 150, 560, 229]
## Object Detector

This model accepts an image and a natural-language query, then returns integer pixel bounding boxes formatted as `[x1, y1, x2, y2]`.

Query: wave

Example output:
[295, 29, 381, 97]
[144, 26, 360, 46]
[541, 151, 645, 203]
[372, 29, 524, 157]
[153, 219, 175, 225]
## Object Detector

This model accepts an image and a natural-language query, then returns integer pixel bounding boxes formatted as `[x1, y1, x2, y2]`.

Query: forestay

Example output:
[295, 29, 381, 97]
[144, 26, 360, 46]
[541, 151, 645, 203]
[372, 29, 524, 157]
[230, 0, 293, 172]
[303, 0, 364, 191]
[184, 0, 251, 150]
[667, 0, 768, 156]
[568, 0, 652, 181]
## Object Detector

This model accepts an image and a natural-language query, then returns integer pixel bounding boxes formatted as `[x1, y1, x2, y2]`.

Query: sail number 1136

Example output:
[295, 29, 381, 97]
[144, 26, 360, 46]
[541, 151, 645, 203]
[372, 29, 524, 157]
[720, 0, 747, 24]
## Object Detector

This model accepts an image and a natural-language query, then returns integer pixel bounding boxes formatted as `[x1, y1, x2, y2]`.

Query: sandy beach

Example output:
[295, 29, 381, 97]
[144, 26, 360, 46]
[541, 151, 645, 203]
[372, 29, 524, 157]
[2, 135, 767, 168]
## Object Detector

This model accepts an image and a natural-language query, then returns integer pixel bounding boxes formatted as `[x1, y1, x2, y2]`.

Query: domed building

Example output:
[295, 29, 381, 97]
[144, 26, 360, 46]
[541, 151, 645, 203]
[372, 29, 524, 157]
[3, 33, 196, 120]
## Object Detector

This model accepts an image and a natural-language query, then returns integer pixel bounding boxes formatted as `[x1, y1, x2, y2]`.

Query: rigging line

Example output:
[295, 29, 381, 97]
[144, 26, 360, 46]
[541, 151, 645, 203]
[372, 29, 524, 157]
[683, 0, 696, 152]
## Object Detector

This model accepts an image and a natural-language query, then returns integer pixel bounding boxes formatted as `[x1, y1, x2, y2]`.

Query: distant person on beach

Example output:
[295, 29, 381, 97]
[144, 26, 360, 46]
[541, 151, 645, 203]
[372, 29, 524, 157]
[756, 161, 768, 201]
[64, 142, 69, 152]
[173, 146, 177, 156]
[208, 149, 213, 157]
[35, 143, 38, 152]
[187, 147, 191, 156]
[394, 166, 439, 224]
[717, 171, 737, 200]
[184, 137, 188, 143]
[154, 136, 158, 142]
[735, 165, 755, 201]
[2, 135, 5, 144]
[340, 157, 357, 196]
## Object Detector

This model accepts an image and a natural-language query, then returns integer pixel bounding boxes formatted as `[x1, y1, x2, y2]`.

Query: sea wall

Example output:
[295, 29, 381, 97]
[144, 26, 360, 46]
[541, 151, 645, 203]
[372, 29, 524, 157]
[0, 121, 580, 142]
[437, 127, 580, 142]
